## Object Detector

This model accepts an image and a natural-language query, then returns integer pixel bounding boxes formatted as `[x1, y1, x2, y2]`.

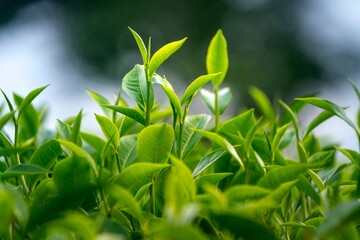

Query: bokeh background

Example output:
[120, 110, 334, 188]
[0, 0, 359, 150]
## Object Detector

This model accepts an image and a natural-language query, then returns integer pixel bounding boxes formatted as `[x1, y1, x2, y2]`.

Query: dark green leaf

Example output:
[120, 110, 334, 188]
[1, 163, 49, 180]
[212, 214, 277, 240]
[305, 110, 334, 137]
[104, 104, 145, 126]
[0, 111, 15, 130]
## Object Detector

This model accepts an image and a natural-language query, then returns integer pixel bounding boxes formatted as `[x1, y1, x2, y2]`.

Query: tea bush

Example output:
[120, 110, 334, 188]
[0, 28, 359, 240]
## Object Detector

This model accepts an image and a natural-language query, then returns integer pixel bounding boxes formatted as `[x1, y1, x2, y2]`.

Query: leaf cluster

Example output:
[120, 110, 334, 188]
[0, 29, 359, 240]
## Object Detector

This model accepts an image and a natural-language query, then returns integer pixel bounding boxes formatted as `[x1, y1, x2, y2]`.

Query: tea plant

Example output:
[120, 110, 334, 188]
[0, 28, 359, 240]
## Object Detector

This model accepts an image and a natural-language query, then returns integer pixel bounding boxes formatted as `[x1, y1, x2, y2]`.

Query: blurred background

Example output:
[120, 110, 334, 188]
[0, 0, 359, 150]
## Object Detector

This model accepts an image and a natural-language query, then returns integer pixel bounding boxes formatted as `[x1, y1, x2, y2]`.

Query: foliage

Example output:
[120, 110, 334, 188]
[0, 28, 359, 240]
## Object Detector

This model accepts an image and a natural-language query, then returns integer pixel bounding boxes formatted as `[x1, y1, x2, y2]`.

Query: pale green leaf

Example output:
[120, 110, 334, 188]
[149, 38, 187, 76]
[18, 85, 48, 120]
[316, 200, 360, 238]
[0, 111, 15, 130]
[206, 29, 228, 86]
[257, 165, 309, 189]
[192, 149, 226, 177]
[177, 114, 211, 159]
[119, 134, 138, 169]
[195, 172, 232, 187]
[271, 123, 290, 160]
[112, 162, 169, 194]
[305, 110, 335, 137]
[137, 123, 174, 163]
[87, 90, 112, 117]
[225, 185, 271, 202]
[122, 64, 153, 111]
[128, 27, 147, 64]
[56, 139, 98, 177]
[249, 86, 274, 120]
[296, 97, 360, 137]
[336, 147, 360, 170]
[181, 73, 219, 105]
[194, 129, 245, 171]
[95, 114, 120, 148]
[200, 87, 232, 115]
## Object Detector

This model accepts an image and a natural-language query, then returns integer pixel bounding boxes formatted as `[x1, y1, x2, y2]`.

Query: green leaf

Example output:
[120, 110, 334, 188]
[308, 150, 335, 169]
[195, 172, 232, 187]
[169, 156, 196, 201]
[128, 27, 147, 64]
[192, 149, 226, 177]
[349, 79, 360, 102]
[53, 156, 96, 195]
[106, 184, 143, 221]
[87, 89, 112, 117]
[297, 174, 321, 205]
[14, 94, 39, 141]
[296, 97, 360, 137]
[69, 110, 82, 145]
[194, 129, 245, 171]
[122, 64, 153, 111]
[119, 134, 138, 169]
[218, 109, 256, 139]
[271, 123, 290, 160]
[336, 147, 360, 170]
[200, 87, 232, 115]
[181, 73, 219, 105]
[304, 110, 335, 137]
[257, 165, 309, 189]
[17, 85, 48, 120]
[316, 200, 360, 238]
[206, 29, 228, 86]
[56, 119, 71, 141]
[212, 214, 277, 240]
[112, 162, 169, 195]
[28, 139, 61, 179]
[279, 100, 299, 139]
[95, 114, 120, 148]
[0, 111, 15, 130]
[81, 132, 106, 153]
[137, 123, 174, 163]
[149, 37, 187, 77]
[153, 76, 183, 120]
[103, 104, 146, 126]
[249, 86, 274, 121]
[1, 163, 49, 180]
[177, 114, 211, 159]
[56, 139, 98, 177]
[225, 185, 271, 202]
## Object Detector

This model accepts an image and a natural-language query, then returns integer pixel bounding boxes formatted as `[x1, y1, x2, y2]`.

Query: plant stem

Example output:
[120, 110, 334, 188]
[151, 176, 156, 216]
[145, 64, 151, 126]
[214, 85, 219, 131]
[14, 122, 30, 196]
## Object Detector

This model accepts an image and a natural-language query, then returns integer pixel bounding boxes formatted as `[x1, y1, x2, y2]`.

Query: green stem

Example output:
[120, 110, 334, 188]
[14, 122, 30, 196]
[145, 64, 151, 126]
[151, 176, 156, 216]
[178, 123, 184, 160]
[214, 85, 219, 131]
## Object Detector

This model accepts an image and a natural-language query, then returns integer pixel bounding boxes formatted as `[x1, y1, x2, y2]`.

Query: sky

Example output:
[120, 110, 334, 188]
[0, 0, 359, 151]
